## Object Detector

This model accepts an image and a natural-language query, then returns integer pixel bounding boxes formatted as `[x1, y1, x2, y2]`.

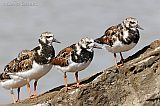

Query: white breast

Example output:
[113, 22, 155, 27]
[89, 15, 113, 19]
[0, 78, 27, 89]
[14, 61, 53, 81]
[55, 59, 91, 73]
[104, 40, 136, 53]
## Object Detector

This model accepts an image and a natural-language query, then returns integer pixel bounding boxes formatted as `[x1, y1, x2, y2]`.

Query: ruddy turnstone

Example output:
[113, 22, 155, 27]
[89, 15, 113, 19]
[0, 50, 33, 103]
[0, 32, 60, 102]
[51, 37, 101, 91]
[14, 32, 60, 98]
[94, 17, 143, 67]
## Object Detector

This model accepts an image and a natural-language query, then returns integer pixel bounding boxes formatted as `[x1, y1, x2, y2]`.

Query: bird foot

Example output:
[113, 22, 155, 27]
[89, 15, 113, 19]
[65, 86, 72, 92]
[29, 94, 37, 99]
[117, 63, 124, 67]
[120, 59, 124, 64]
[72, 83, 84, 88]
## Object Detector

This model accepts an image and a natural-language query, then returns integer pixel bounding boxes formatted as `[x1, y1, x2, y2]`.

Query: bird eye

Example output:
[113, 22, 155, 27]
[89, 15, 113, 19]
[130, 21, 135, 24]
[46, 36, 52, 38]
[86, 41, 91, 44]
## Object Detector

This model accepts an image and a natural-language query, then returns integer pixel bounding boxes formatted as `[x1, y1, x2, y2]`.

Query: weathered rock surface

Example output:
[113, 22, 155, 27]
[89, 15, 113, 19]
[8, 40, 160, 106]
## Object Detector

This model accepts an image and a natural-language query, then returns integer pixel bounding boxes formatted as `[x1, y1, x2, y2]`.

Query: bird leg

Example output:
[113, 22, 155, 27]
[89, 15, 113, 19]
[29, 80, 38, 99]
[33, 80, 37, 97]
[119, 52, 124, 66]
[119, 52, 124, 64]
[27, 83, 32, 98]
[72, 72, 84, 88]
[10, 88, 16, 103]
[64, 72, 71, 91]
[75, 72, 80, 87]
[16, 88, 20, 102]
[114, 53, 119, 68]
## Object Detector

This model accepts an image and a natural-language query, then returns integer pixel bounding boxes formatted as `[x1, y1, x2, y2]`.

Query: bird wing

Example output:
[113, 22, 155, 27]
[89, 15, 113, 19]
[0, 50, 34, 81]
[95, 25, 121, 46]
[1, 50, 34, 80]
[51, 45, 74, 67]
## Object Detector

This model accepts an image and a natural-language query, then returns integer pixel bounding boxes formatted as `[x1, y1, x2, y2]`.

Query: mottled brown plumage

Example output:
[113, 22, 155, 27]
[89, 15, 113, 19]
[18, 50, 34, 71]
[0, 50, 34, 81]
[4, 58, 20, 73]
[18, 50, 34, 61]
[5, 50, 34, 73]
[0, 32, 60, 103]
[51, 37, 100, 91]
[51, 46, 73, 67]
[95, 25, 121, 46]
[94, 17, 143, 67]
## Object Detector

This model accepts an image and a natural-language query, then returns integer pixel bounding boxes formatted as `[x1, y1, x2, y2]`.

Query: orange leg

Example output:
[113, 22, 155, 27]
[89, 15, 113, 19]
[72, 72, 84, 88]
[64, 72, 71, 91]
[27, 83, 31, 98]
[75, 72, 80, 88]
[29, 81, 38, 99]
[64, 72, 68, 91]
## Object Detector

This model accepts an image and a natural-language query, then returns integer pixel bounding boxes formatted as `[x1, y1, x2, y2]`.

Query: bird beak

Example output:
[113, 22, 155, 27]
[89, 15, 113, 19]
[94, 36, 104, 44]
[94, 38, 100, 43]
[53, 38, 61, 43]
[93, 44, 102, 49]
[137, 24, 144, 30]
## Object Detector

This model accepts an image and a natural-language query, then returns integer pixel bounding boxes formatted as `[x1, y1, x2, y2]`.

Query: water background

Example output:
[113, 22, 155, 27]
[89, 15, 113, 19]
[0, 0, 159, 104]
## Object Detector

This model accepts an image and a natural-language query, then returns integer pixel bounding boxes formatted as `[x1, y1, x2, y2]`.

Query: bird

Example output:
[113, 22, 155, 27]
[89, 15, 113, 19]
[0, 32, 60, 102]
[0, 50, 33, 103]
[94, 17, 143, 67]
[14, 32, 60, 98]
[51, 37, 101, 91]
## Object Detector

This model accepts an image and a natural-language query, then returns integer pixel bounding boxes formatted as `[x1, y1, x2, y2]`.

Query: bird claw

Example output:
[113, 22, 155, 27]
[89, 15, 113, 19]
[117, 63, 124, 67]
[72, 83, 84, 88]
[65, 86, 72, 92]
[29, 94, 36, 99]
[16, 99, 20, 103]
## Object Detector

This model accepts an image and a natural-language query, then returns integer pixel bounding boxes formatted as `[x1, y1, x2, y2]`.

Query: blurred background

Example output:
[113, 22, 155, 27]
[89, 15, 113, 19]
[0, 0, 159, 104]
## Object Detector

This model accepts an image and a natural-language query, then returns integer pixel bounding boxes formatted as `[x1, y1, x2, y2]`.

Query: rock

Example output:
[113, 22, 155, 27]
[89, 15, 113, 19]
[8, 40, 160, 106]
